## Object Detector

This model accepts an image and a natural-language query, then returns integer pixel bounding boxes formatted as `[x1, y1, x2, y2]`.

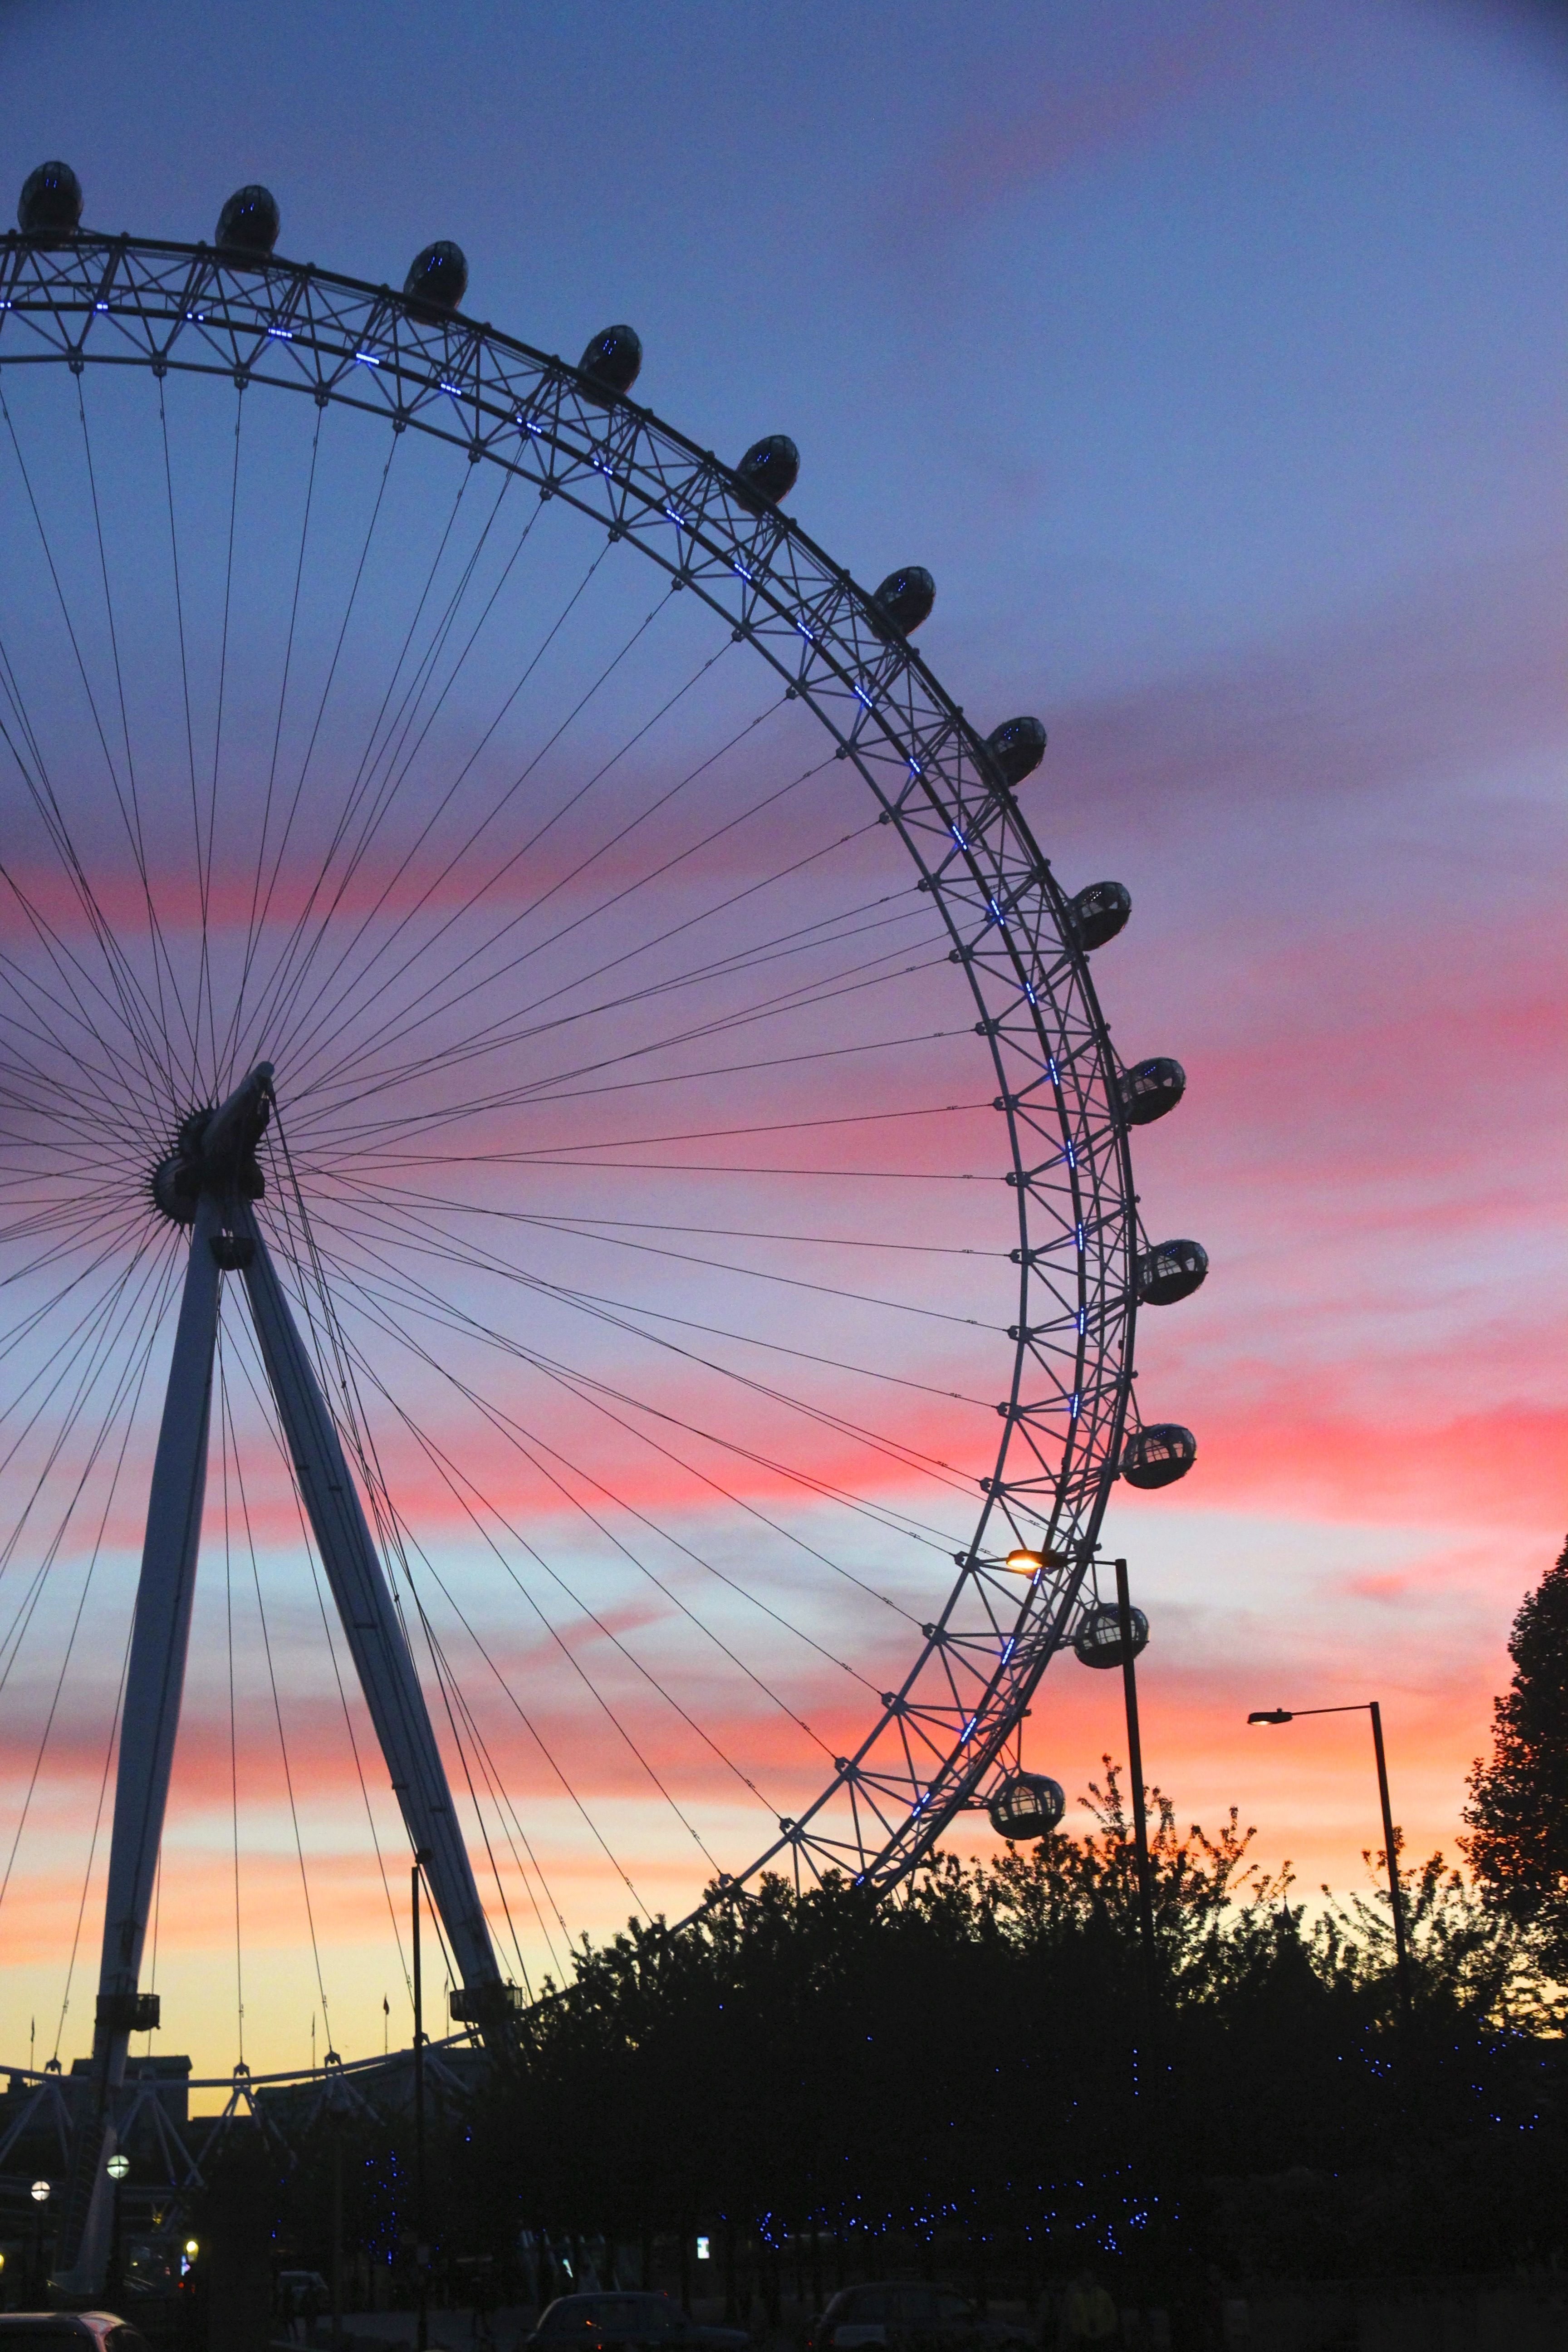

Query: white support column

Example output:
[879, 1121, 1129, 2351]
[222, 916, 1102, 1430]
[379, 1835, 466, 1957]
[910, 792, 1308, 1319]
[233, 1202, 503, 2004]
[53, 1193, 223, 2293]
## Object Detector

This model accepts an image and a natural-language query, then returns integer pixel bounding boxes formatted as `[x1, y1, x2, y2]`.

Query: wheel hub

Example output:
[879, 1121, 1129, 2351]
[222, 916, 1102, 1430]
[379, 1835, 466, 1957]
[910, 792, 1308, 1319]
[150, 1061, 274, 1224]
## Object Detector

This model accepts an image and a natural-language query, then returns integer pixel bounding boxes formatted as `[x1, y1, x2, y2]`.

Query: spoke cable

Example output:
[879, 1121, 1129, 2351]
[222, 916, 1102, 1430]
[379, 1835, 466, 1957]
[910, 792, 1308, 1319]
[218, 1355, 334, 2047]
[266, 1117, 663, 1909]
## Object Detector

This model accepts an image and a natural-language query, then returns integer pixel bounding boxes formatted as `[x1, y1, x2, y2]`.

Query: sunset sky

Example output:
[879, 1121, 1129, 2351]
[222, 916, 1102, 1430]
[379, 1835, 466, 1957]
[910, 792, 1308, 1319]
[0, 0, 1563, 2087]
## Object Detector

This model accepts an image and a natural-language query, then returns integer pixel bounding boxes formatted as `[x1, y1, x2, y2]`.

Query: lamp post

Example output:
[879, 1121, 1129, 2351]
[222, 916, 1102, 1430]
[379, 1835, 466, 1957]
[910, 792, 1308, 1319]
[1247, 1700, 1412, 2020]
[29, 2180, 50, 2303]
[330, 2115, 344, 2352]
[106, 2152, 129, 2302]
[1113, 1558, 1158, 2023]
[1063, 1554, 1158, 2018]
[412, 1854, 431, 2352]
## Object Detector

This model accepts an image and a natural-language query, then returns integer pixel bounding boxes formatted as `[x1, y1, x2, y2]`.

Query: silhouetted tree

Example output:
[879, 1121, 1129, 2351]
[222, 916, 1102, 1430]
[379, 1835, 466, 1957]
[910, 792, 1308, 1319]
[432, 1760, 1559, 2311]
[1464, 1532, 1568, 1977]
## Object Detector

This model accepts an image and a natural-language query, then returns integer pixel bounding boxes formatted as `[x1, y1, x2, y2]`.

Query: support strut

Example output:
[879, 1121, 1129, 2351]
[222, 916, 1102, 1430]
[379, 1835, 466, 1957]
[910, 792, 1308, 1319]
[56, 1066, 507, 2296]
[52, 1195, 223, 2292]
[232, 1200, 503, 1999]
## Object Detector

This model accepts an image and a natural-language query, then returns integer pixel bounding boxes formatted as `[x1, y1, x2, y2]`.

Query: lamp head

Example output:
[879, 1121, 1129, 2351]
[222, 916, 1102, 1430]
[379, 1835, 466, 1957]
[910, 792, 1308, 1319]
[1004, 1544, 1066, 1574]
[1248, 1709, 1293, 1725]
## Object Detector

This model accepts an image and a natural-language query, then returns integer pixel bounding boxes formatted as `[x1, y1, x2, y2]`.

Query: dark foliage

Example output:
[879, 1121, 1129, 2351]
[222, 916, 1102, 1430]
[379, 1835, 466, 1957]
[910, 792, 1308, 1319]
[407, 1769, 1560, 2307]
[1465, 1533, 1568, 1973]
[257, 1770, 1562, 2344]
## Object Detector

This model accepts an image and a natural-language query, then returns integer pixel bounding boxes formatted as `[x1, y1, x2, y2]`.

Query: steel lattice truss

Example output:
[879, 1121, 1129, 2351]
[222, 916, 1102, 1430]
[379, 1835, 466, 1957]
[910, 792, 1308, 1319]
[0, 228, 1147, 1908]
[0, 2045, 473, 2209]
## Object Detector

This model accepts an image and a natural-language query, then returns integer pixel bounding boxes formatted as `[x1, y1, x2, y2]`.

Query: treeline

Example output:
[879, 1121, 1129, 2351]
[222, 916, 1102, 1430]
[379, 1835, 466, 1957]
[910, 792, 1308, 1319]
[408, 1768, 1562, 2301]
[261, 1543, 1568, 2320]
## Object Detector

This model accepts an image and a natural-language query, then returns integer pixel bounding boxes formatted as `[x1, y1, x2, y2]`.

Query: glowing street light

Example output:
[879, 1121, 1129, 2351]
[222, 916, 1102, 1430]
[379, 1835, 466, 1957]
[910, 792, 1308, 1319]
[107, 2155, 130, 2181]
[1003, 1544, 1065, 1575]
[1247, 1698, 1412, 2019]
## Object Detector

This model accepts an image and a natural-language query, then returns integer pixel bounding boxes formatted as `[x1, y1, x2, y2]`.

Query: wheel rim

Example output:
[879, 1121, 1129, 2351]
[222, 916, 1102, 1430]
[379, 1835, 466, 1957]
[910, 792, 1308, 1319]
[0, 224, 1142, 2038]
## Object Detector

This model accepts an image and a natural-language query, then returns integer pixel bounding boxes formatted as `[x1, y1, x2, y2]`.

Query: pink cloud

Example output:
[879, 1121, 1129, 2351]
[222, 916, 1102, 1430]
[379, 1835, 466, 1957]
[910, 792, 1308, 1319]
[885, 4, 1309, 233]
[1122, 1388, 1566, 1534]
[1041, 543, 1566, 830]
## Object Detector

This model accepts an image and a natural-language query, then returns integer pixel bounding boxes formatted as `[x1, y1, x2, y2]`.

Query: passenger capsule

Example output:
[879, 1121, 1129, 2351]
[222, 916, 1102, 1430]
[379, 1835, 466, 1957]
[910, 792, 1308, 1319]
[870, 566, 936, 639]
[404, 240, 469, 313]
[1117, 1056, 1186, 1127]
[578, 323, 642, 403]
[215, 185, 280, 256]
[733, 434, 799, 513]
[1068, 880, 1132, 951]
[18, 161, 82, 238]
[1073, 1602, 1149, 1670]
[985, 715, 1047, 787]
[986, 1772, 1065, 1842]
[1136, 1239, 1208, 1307]
[1121, 1423, 1197, 1490]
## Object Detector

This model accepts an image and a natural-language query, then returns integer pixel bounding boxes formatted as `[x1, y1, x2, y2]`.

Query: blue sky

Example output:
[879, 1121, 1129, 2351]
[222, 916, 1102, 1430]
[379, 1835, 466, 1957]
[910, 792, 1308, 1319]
[8, 1, 1562, 680]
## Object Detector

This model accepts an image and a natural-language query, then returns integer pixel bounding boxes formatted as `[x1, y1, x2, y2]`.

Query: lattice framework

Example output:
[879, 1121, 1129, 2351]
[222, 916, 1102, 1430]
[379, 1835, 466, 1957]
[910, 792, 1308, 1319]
[0, 228, 1147, 1904]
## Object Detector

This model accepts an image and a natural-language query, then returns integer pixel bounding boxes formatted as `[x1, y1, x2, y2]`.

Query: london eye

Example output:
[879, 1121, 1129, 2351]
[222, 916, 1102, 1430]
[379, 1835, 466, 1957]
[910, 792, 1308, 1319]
[0, 163, 1202, 2288]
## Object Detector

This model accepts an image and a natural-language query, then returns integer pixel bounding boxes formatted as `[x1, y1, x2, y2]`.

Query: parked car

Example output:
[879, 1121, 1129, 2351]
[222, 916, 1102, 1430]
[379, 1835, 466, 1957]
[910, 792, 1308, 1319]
[0, 2319, 152, 2352]
[275, 2269, 330, 2342]
[524, 2293, 749, 2352]
[277, 2269, 330, 2307]
[808, 2286, 1031, 2352]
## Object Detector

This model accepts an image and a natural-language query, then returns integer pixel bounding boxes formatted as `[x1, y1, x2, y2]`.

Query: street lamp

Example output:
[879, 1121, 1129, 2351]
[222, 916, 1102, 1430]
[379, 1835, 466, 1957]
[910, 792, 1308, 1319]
[1071, 1557, 1159, 2018]
[1247, 1699, 1412, 2019]
[1112, 1558, 1157, 2023]
[107, 2152, 130, 2301]
[412, 1852, 432, 2352]
[29, 2181, 50, 2304]
[1004, 1546, 1064, 1575]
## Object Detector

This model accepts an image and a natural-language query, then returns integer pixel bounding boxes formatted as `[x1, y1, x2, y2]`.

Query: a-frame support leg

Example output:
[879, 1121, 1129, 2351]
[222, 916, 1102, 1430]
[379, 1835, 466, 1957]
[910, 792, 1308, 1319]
[232, 1202, 503, 2004]
[53, 1194, 223, 2292]
[54, 1084, 508, 2299]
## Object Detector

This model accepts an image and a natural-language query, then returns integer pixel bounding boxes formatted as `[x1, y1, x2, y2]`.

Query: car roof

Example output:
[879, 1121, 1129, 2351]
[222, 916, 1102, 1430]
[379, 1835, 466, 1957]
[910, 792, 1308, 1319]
[0, 2324, 116, 2338]
[540, 2300, 673, 2318]
[549, 2296, 667, 2306]
[830, 2284, 965, 2299]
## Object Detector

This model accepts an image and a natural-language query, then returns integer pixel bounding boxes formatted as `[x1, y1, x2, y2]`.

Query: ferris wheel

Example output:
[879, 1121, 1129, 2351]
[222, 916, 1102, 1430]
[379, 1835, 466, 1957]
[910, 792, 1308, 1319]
[0, 162, 1204, 2284]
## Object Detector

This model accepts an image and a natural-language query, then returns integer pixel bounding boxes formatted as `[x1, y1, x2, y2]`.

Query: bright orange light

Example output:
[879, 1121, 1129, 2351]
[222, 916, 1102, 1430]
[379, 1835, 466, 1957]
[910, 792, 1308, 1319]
[1004, 1548, 1044, 1574]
